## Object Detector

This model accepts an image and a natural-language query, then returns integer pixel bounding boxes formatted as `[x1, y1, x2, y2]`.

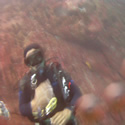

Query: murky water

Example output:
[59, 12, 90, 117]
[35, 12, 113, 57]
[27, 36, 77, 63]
[0, 0, 125, 125]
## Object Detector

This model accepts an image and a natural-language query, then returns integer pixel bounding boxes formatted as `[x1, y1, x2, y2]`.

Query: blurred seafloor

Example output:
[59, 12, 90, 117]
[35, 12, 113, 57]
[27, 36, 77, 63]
[0, 0, 125, 125]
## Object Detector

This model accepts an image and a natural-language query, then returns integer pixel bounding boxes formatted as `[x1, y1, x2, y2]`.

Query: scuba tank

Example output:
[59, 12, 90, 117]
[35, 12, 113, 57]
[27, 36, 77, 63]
[48, 62, 71, 102]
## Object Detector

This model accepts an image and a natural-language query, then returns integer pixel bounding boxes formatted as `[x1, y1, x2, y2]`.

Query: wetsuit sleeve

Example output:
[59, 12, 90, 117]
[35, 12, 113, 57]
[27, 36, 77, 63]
[19, 90, 32, 116]
[67, 80, 82, 111]
[18, 76, 40, 122]
[19, 76, 48, 123]
[19, 89, 41, 122]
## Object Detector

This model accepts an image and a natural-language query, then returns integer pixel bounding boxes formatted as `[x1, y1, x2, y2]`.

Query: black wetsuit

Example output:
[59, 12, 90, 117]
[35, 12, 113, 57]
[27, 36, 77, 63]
[19, 66, 82, 125]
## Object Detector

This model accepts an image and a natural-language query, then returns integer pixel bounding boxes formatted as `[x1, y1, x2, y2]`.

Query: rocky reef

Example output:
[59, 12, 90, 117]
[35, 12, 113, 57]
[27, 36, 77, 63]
[0, 0, 125, 124]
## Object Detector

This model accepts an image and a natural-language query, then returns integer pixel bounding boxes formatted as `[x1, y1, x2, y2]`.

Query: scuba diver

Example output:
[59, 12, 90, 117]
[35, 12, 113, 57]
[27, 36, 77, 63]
[19, 43, 82, 125]
[0, 101, 10, 119]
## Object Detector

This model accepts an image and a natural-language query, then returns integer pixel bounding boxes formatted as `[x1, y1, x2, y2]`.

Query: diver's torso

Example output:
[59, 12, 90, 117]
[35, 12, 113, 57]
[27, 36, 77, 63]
[23, 67, 67, 117]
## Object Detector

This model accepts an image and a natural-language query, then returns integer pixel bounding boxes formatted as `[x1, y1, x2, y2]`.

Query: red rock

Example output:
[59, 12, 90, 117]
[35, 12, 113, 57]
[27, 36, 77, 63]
[88, 16, 103, 33]
[75, 94, 105, 123]
[103, 83, 125, 113]
[0, 0, 124, 125]
[0, 117, 9, 125]
[121, 59, 125, 78]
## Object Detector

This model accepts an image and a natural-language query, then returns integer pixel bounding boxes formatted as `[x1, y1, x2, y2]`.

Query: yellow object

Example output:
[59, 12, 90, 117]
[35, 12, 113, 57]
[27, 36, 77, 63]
[32, 112, 39, 119]
[32, 97, 57, 119]
[85, 61, 92, 69]
[45, 97, 57, 115]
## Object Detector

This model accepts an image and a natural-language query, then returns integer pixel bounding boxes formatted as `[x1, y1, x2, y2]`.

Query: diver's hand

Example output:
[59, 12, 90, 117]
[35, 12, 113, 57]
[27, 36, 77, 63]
[50, 108, 72, 125]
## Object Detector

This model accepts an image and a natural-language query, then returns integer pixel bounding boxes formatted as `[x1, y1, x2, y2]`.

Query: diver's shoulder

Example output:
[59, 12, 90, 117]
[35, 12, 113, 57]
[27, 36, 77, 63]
[19, 71, 31, 91]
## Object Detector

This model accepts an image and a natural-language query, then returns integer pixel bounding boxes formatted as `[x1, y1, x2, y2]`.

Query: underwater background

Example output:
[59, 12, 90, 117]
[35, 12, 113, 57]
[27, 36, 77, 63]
[0, 0, 125, 124]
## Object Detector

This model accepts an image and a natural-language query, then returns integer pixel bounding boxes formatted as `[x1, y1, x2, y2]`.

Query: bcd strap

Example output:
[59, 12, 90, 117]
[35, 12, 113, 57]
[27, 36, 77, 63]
[48, 62, 71, 102]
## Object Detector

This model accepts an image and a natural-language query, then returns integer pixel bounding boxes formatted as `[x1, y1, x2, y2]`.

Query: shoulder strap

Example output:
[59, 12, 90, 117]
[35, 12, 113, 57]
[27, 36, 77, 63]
[47, 62, 71, 102]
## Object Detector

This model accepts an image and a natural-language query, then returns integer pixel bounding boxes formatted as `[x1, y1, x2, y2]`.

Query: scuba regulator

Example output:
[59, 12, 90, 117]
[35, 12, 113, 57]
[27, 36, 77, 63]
[30, 61, 45, 90]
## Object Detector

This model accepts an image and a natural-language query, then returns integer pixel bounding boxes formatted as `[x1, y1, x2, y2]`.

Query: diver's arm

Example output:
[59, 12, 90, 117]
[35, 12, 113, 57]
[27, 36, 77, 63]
[67, 80, 82, 111]
[18, 74, 37, 119]
[19, 89, 41, 122]
[18, 75, 33, 116]
[19, 90, 32, 116]
[50, 80, 81, 125]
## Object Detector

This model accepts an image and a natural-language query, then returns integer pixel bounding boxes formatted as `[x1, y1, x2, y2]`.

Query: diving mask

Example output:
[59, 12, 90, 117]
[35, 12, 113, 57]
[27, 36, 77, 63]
[24, 49, 44, 67]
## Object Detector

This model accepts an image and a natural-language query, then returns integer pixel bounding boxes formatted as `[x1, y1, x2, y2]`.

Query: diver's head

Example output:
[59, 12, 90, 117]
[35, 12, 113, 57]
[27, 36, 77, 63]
[24, 43, 45, 69]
